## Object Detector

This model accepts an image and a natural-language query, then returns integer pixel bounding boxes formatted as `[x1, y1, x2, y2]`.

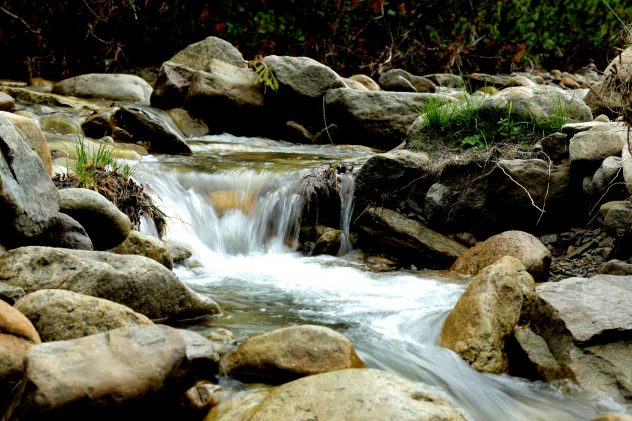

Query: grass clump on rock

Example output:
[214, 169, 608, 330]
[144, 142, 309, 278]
[53, 138, 166, 236]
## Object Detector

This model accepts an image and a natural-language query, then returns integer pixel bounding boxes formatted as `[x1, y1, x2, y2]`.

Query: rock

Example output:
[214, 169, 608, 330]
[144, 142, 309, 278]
[114, 105, 192, 155]
[561, 121, 607, 137]
[151, 61, 196, 109]
[36, 212, 93, 250]
[424, 183, 453, 225]
[0, 114, 59, 246]
[584, 46, 632, 117]
[168, 36, 246, 71]
[0, 86, 104, 112]
[357, 207, 467, 268]
[0, 92, 15, 111]
[0, 282, 25, 305]
[439, 256, 535, 374]
[511, 325, 568, 380]
[15, 289, 152, 342]
[312, 229, 343, 256]
[621, 140, 632, 195]
[342, 77, 369, 91]
[81, 108, 117, 138]
[38, 114, 83, 135]
[165, 240, 193, 264]
[324, 89, 456, 149]
[3, 325, 195, 420]
[589, 156, 628, 201]
[424, 73, 464, 88]
[58, 188, 131, 250]
[0, 111, 53, 175]
[536, 275, 632, 344]
[52, 73, 153, 105]
[166, 108, 209, 137]
[184, 61, 266, 136]
[451, 230, 551, 281]
[354, 149, 432, 215]
[480, 84, 592, 124]
[569, 122, 627, 167]
[208, 190, 256, 215]
[591, 415, 632, 421]
[603, 201, 632, 251]
[464, 73, 537, 90]
[209, 368, 466, 421]
[179, 329, 223, 378]
[224, 325, 366, 384]
[539, 132, 568, 162]
[180, 381, 223, 416]
[597, 259, 632, 275]
[379, 69, 437, 93]
[0, 246, 221, 320]
[347, 74, 381, 91]
[112, 230, 173, 270]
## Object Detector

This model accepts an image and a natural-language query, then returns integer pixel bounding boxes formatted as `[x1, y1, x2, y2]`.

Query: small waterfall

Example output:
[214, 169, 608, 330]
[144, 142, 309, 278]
[337, 172, 355, 255]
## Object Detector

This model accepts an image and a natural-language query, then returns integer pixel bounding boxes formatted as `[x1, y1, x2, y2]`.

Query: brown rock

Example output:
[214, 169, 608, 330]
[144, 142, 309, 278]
[451, 230, 551, 281]
[0, 299, 40, 343]
[0, 92, 15, 111]
[0, 111, 53, 175]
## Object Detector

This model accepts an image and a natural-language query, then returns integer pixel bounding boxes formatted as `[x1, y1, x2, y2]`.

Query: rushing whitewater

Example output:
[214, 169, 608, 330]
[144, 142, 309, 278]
[133, 135, 628, 420]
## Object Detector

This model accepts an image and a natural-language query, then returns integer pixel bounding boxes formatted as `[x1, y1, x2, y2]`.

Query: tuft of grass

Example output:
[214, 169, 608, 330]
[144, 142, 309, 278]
[72, 137, 136, 189]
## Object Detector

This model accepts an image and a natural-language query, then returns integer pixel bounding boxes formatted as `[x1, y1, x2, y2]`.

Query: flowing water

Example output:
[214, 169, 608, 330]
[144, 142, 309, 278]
[132, 134, 628, 420]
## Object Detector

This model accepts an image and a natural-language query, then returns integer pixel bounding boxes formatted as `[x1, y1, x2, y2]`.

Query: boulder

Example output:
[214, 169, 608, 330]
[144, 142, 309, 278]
[3, 325, 199, 420]
[151, 61, 196, 109]
[347, 74, 381, 91]
[114, 105, 192, 155]
[209, 368, 466, 421]
[15, 289, 152, 342]
[569, 122, 627, 167]
[184, 61, 266, 136]
[354, 149, 432, 215]
[112, 230, 173, 269]
[0, 246, 221, 320]
[58, 188, 131, 250]
[165, 240, 193, 264]
[52, 73, 153, 105]
[343, 77, 370, 90]
[0, 282, 25, 305]
[0, 92, 15, 111]
[168, 36, 246, 71]
[38, 113, 83, 136]
[598, 259, 632, 275]
[538, 132, 569, 162]
[451, 230, 551, 281]
[529, 275, 632, 400]
[0, 114, 59, 246]
[464, 73, 537, 90]
[36, 212, 93, 250]
[166, 108, 209, 137]
[0, 111, 52, 175]
[587, 156, 627, 201]
[323, 89, 456, 149]
[439, 256, 535, 374]
[480, 84, 592, 124]
[312, 229, 343, 256]
[224, 325, 365, 384]
[425, 73, 464, 88]
[510, 325, 568, 380]
[379, 68, 437, 93]
[357, 207, 467, 268]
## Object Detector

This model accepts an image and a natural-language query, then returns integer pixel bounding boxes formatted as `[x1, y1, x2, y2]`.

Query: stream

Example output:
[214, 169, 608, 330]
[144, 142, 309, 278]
[129, 133, 630, 420]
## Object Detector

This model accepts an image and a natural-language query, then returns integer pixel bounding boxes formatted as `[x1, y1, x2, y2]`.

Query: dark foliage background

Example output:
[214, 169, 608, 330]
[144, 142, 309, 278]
[0, 0, 630, 80]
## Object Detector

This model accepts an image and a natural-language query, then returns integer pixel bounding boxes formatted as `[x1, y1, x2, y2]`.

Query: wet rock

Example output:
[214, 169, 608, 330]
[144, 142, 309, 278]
[52, 73, 153, 105]
[451, 230, 551, 281]
[166, 107, 209, 137]
[0, 86, 104, 112]
[112, 230, 173, 270]
[224, 324, 366, 384]
[379, 68, 437, 93]
[114, 105, 192, 155]
[510, 325, 568, 380]
[38, 114, 83, 135]
[209, 368, 466, 421]
[439, 256, 535, 374]
[357, 207, 467, 268]
[180, 381, 223, 417]
[0, 114, 59, 246]
[168, 36, 246, 71]
[312, 229, 343, 256]
[0, 246, 221, 320]
[58, 188, 131, 250]
[165, 240, 193, 265]
[598, 259, 632, 275]
[354, 149, 432, 216]
[3, 325, 193, 420]
[15, 289, 152, 342]
[0, 111, 53, 175]
[324, 89, 456, 149]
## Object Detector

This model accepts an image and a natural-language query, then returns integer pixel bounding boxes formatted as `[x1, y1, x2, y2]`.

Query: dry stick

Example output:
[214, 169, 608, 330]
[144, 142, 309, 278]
[321, 96, 334, 144]
[0, 6, 40, 33]
[496, 163, 547, 221]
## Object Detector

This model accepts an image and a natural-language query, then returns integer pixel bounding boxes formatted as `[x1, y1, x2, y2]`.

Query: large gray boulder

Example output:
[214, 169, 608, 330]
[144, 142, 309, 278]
[323, 89, 456, 149]
[0, 114, 59, 247]
[36, 212, 93, 250]
[480, 84, 592, 123]
[168, 36, 246, 71]
[440, 256, 535, 374]
[451, 230, 551, 281]
[526, 274, 632, 400]
[52, 73, 153, 105]
[357, 206, 467, 268]
[210, 368, 466, 421]
[0, 246, 221, 320]
[14, 289, 152, 342]
[151, 61, 196, 109]
[2, 325, 205, 420]
[223, 325, 366, 384]
[569, 122, 627, 168]
[114, 105, 192, 155]
[58, 188, 131, 250]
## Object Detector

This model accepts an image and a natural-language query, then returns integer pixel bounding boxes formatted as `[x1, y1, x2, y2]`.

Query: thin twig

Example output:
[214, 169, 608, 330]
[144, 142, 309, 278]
[0, 6, 40, 33]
